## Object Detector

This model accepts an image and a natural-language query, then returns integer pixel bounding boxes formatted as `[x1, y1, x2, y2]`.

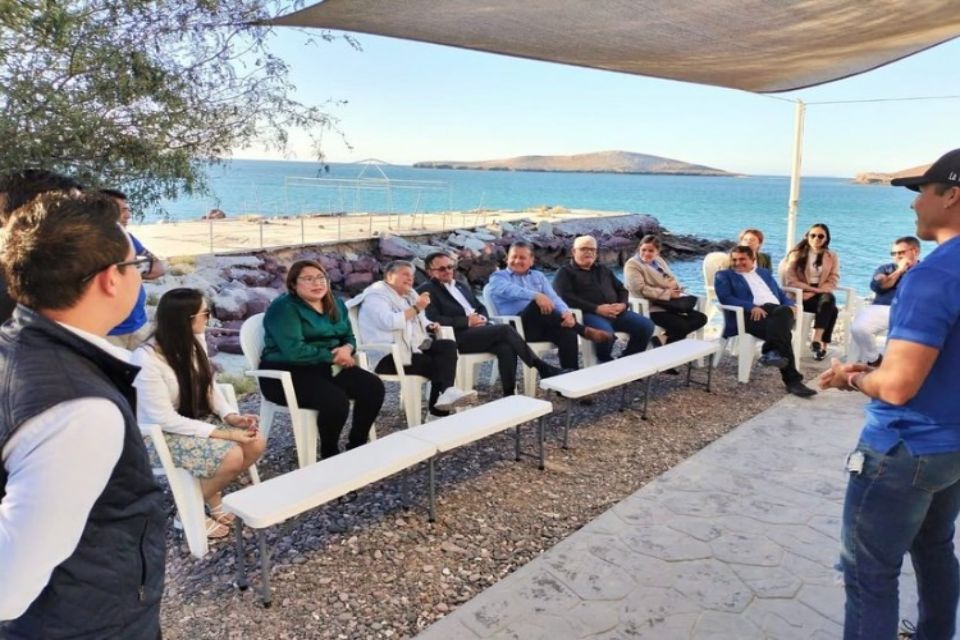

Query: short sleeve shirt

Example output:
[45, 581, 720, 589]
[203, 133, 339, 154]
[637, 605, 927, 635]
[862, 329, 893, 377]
[108, 233, 148, 336]
[860, 235, 960, 454]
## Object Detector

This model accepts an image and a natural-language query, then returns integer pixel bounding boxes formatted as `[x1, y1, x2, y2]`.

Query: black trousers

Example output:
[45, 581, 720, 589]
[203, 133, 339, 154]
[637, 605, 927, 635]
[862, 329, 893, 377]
[456, 323, 541, 395]
[375, 339, 458, 411]
[743, 304, 803, 384]
[259, 362, 385, 459]
[802, 292, 839, 343]
[649, 309, 709, 344]
[518, 301, 580, 370]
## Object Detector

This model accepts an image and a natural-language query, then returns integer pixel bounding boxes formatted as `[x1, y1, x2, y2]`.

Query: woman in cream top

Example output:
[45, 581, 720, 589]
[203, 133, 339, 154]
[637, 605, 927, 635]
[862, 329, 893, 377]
[132, 288, 265, 539]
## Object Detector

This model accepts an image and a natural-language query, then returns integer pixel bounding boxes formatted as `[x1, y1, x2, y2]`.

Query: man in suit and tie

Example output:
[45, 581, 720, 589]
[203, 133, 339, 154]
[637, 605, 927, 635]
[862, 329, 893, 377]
[714, 245, 816, 397]
[418, 252, 565, 396]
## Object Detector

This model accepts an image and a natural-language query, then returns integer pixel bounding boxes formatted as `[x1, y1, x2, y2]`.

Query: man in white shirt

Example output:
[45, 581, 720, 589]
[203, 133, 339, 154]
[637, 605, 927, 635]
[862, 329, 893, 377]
[715, 246, 816, 397]
[0, 192, 165, 638]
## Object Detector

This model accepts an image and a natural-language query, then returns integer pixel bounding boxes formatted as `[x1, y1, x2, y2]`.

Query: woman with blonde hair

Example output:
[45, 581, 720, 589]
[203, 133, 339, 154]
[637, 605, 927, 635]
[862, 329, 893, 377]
[133, 288, 265, 539]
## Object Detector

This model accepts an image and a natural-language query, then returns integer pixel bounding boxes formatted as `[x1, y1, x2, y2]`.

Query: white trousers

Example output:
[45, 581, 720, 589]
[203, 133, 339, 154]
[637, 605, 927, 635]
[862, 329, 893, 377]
[850, 304, 890, 362]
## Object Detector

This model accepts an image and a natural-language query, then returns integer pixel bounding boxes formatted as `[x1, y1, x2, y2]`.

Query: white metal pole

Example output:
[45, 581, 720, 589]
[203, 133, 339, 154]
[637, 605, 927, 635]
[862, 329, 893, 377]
[786, 99, 806, 255]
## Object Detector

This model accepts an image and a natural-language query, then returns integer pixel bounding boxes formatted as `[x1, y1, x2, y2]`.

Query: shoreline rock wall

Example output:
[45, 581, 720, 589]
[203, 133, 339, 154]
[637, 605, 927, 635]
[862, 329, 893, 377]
[152, 214, 732, 355]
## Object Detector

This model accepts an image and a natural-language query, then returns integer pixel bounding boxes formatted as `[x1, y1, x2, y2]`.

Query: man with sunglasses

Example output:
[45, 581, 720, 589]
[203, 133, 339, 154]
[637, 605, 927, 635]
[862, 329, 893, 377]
[820, 148, 960, 640]
[0, 192, 165, 637]
[101, 189, 165, 349]
[849, 236, 921, 366]
[418, 252, 566, 396]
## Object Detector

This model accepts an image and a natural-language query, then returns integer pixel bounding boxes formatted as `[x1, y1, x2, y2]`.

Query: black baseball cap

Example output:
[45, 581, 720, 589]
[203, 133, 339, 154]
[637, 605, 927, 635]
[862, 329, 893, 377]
[891, 148, 960, 192]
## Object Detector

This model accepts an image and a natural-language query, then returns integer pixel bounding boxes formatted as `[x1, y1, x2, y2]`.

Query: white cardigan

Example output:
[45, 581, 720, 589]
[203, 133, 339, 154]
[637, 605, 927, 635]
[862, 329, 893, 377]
[131, 339, 232, 438]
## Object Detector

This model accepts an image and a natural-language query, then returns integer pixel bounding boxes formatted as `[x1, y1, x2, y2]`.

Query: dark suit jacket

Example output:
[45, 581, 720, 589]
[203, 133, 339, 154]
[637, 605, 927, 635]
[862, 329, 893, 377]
[417, 278, 488, 332]
[714, 267, 793, 338]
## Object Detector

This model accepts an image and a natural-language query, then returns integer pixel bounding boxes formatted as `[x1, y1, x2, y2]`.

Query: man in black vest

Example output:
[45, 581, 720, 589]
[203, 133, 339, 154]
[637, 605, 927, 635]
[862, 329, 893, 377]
[417, 252, 566, 396]
[0, 192, 165, 638]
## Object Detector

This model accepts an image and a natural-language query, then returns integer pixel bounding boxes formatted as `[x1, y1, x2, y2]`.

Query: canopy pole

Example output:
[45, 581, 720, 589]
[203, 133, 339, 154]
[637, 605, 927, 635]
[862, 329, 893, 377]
[785, 99, 806, 255]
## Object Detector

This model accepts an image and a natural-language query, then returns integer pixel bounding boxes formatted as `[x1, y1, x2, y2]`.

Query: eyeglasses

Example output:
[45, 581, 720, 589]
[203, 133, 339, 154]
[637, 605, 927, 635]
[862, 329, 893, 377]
[891, 250, 909, 256]
[297, 275, 328, 284]
[808, 233, 826, 240]
[191, 309, 211, 318]
[80, 256, 154, 283]
[431, 265, 456, 272]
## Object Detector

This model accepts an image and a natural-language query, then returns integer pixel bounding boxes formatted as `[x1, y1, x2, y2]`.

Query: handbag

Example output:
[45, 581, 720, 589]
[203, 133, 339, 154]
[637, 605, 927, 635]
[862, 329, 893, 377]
[657, 294, 698, 313]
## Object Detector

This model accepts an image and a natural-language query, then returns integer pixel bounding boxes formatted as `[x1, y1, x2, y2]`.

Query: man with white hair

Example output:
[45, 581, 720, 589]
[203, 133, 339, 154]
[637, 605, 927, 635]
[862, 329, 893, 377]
[553, 235, 655, 363]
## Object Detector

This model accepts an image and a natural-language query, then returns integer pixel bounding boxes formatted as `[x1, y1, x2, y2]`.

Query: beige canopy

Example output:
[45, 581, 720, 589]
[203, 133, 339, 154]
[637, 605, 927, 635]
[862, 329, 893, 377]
[268, 0, 960, 93]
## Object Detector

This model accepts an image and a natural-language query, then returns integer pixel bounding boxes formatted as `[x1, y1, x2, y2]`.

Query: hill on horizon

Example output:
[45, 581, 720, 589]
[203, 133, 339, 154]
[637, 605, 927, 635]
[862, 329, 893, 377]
[413, 150, 736, 177]
[853, 163, 930, 185]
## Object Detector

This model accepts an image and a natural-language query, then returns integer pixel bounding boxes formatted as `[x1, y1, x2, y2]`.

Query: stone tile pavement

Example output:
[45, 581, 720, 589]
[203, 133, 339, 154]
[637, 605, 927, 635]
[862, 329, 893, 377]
[415, 390, 944, 639]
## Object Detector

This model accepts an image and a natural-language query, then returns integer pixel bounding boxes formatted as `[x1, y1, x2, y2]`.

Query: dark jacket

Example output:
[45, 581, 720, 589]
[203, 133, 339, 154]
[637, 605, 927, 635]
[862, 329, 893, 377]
[0, 306, 165, 639]
[552, 262, 628, 314]
[417, 278, 488, 332]
[714, 268, 794, 338]
[261, 293, 356, 365]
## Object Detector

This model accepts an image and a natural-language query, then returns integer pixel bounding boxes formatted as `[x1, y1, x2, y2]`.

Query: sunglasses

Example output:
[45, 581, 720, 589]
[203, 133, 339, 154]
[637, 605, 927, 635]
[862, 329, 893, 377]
[808, 233, 826, 240]
[191, 309, 211, 319]
[80, 256, 154, 283]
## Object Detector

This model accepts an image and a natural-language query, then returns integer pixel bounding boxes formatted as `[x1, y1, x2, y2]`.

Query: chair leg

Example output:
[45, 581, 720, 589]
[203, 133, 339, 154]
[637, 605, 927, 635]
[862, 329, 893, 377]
[259, 402, 276, 442]
[737, 340, 753, 383]
[522, 364, 537, 397]
[174, 472, 208, 559]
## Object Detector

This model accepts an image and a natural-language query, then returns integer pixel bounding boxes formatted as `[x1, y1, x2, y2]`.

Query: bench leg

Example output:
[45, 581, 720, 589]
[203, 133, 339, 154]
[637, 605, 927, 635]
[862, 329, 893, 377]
[642, 377, 652, 420]
[427, 457, 437, 523]
[258, 530, 272, 607]
[514, 425, 521, 462]
[538, 416, 545, 471]
[619, 384, 628, 411]
[686, 362, 693, 387]
[706, 357, 714, 392]
[234, 519, 248, 591]
[563, 397, 574, 449]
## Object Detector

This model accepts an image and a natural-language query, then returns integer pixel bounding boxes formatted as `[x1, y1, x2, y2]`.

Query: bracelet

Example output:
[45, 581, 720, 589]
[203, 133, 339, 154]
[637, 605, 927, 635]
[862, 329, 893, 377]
[846, 372, 864, 392]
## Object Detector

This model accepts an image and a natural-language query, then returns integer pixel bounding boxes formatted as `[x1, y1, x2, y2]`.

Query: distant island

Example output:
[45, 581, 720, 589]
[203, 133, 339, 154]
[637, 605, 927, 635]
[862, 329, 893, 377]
[853, 163, 930, 185]
[413, 150, 737, 177]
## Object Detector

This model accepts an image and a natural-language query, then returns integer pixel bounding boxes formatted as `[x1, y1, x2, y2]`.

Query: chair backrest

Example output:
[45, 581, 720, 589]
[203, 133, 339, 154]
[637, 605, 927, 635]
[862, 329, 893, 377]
[481, 283, 500, 316]
[239, 313, 265, 369]
[702, 251, 731, 293]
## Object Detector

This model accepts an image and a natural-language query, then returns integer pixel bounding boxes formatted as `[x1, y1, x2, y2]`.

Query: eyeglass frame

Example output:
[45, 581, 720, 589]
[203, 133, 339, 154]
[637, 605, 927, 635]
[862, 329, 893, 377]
[190, 309, 211, 318]
[807, 233, 826, 239]
[297, 275, 329, 284]
[80, 256, 154, 283]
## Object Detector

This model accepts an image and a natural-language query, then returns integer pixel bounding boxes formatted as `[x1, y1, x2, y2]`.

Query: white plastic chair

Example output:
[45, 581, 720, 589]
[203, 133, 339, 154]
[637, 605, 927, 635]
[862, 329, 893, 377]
[703, 251, 763, 383]
[776, 259, 857, 359]
[570, 308, 629, 368]
[239, 314, 319, 468]
[482, 283, 556, 396]
[346, 303, 429, 427]
[140, 382, 257, 559]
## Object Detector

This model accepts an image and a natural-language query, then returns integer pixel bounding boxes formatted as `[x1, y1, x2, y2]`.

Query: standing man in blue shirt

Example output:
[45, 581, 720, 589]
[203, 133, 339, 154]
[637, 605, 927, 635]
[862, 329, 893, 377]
[101, 190, 165, 349]
[487, 241, 612, 370]
[849, 236, 921, 366]
[820, 148, 960, 640]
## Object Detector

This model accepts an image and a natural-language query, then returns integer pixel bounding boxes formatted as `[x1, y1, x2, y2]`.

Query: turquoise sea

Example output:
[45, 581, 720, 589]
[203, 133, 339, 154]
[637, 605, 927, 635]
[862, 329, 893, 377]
[161, 159, 926, 296]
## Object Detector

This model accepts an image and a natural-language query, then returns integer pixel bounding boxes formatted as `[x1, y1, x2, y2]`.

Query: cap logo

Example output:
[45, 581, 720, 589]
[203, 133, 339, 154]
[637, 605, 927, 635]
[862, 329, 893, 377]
[951, 171, 959, 181]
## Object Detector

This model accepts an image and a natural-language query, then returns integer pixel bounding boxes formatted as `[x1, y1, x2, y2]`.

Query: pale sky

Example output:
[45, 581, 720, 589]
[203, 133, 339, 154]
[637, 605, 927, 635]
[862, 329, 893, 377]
[233, 28, 960, 178]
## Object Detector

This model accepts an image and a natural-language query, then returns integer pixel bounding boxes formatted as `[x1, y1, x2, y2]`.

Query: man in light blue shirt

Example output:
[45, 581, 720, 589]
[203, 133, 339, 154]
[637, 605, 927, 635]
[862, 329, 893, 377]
[487, 241, 612, 369]
[820, 148, 960, 640]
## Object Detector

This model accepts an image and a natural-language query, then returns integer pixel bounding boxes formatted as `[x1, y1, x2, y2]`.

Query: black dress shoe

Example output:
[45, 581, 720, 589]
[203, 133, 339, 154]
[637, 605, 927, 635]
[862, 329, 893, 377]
[811, 341, 828, 361]
[759, 351, 788, 369]
[785, 381, 817, 398]
[536, 362, 567, 378]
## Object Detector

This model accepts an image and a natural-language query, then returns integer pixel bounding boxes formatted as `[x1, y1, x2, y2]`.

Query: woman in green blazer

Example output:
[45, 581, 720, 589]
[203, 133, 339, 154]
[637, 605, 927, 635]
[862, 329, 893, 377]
[260, 260, 384, 459]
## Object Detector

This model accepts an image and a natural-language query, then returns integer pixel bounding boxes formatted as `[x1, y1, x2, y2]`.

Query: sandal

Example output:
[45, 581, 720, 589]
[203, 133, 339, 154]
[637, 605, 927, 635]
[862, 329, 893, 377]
[207, 502, 236, 526]
[205, 516, 230, 539]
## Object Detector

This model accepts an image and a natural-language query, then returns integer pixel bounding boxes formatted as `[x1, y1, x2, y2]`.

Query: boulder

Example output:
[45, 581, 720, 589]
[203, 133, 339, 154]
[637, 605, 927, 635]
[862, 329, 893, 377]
[205, 208, 227, 220]
[344, 271, 374, 294]
[379, 235, 417, 258]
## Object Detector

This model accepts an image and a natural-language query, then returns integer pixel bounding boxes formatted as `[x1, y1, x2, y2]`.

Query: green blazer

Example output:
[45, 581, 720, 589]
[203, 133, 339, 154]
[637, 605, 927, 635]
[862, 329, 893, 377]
[261, 293, 355, 365]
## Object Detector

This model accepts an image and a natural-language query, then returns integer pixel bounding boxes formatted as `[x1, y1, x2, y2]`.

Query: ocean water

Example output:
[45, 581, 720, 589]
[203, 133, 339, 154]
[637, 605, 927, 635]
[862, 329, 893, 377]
[160, 159, 926, 296]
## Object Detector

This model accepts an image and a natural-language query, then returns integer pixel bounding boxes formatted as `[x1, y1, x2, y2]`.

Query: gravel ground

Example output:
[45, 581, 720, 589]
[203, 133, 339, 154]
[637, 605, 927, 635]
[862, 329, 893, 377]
[158, 357, 826, 639]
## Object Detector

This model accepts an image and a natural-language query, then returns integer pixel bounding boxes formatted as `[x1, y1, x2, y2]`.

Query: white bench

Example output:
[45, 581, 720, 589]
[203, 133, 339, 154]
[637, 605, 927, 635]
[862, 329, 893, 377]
[222, 395, 553, 605]
[539, 339, 720, 447]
